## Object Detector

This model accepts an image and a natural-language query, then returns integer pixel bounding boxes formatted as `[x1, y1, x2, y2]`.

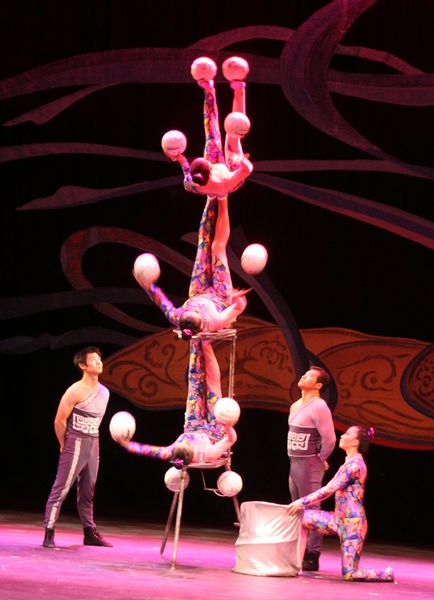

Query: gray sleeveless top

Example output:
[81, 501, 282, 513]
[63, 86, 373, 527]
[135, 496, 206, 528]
[287, 397, 322, 457]
[287, 424, 322, 457]
[67, 383, 109, 438]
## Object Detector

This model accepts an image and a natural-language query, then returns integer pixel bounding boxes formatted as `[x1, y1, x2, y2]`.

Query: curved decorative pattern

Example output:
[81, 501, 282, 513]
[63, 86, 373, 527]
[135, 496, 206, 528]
[1, 2, 432, 452]
[101, 319, 433, 450]
[401, 343, 434, 419]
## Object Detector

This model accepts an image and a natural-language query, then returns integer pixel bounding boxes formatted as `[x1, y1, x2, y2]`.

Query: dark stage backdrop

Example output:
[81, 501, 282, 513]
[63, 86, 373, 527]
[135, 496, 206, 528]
[1, 1, 433, 545]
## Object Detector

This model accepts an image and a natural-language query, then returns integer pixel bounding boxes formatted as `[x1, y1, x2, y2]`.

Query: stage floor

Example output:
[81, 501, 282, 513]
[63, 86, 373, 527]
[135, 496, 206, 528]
[1, 511, 433, 600]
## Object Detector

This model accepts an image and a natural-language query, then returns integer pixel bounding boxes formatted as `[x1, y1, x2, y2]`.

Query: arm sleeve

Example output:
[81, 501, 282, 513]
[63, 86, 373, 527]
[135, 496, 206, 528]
[146, 283, 181, 326]
[312, 401, 336, 461]
[301, 461, 360, 507]
[125, 441, 172, 461]
[177, 154, 197, 193]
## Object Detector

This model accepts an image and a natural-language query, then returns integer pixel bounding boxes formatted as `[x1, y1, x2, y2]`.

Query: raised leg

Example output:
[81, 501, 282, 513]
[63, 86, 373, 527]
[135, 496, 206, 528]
[191, 57, 224, 165]
[188, 196, 217, 298]
[201, 80, 225, 164]
[222, 57, 249, 169]
[211, 196, 233, 302]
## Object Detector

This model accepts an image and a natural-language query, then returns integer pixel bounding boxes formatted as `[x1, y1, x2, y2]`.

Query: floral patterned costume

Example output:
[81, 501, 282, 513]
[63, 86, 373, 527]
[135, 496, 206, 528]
[300, 455, 394, 581]
[125, 196, 239, 465]
[176, 78, 252, 198]
[146, 196, 233, 439]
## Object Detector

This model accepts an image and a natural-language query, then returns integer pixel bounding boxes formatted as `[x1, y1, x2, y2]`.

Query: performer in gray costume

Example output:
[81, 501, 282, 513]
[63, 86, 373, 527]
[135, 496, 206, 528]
[288, 366, 336, 571]
[42, 347, 112, 548]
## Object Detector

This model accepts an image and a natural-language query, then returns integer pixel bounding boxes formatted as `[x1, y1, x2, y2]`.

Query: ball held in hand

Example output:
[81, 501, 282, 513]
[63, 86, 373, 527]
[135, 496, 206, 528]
[109, 411, 136, 442]
[133, 253, 160, 287]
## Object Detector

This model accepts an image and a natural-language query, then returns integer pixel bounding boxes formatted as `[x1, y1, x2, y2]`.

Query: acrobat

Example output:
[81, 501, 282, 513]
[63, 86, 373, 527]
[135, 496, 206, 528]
[161, 56, 253, 198]
[113, 193, 247, 465]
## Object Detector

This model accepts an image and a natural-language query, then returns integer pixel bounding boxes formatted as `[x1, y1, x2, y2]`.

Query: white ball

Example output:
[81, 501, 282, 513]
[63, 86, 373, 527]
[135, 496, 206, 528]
[224, 112, 251, 138]
[222, 56, 250, 81]
[241, 243, 268, 275]
[217, 471, 243, 497]
[164, 467, 190, 492]
[133, 253, 160, 287]
[214, 397, 240, 426]
[191, 57, 217, 82]
[109, 411, 136, 442]
[161, 130, 187, 158]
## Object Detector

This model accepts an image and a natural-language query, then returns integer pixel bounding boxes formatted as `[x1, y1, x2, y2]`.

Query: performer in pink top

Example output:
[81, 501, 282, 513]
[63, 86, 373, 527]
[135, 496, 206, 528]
[121, 191, 247, 463]
[122, 58, 253, 471]
[287, 426, 394, 582]
[162, 56, 253, 199]
[119, 336, 238, 465]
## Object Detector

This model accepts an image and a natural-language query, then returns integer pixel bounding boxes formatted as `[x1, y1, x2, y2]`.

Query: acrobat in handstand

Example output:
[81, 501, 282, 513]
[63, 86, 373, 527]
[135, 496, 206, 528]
[161, 55, 253, 199]
[114, 193, 246, 466]
[111, 57, 254, 466]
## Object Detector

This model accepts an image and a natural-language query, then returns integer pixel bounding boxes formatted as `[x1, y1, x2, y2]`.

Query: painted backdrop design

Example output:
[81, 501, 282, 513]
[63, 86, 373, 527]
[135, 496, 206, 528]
[1, 0, 433, 453]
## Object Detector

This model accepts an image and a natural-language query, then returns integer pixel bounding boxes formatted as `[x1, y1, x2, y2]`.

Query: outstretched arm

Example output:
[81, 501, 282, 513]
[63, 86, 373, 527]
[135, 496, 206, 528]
[122, 440, 172, 461]
[287, 461, 360, 515]
[141, 282, 181, 327]
[175, 153, 197, 193]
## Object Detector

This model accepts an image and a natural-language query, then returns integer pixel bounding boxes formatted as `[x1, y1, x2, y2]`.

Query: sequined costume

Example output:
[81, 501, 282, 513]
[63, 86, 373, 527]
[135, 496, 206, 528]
[300, 455, 393, 581]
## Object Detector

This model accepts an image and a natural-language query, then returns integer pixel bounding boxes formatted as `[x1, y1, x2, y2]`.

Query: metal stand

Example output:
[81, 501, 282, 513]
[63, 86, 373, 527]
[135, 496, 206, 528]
[161, 328, 239, 569]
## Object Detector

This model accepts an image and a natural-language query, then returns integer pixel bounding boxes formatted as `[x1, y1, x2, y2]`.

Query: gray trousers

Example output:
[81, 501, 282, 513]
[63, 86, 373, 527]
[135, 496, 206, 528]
[44, 434, 100, 529]
[289, 455, 325, 553]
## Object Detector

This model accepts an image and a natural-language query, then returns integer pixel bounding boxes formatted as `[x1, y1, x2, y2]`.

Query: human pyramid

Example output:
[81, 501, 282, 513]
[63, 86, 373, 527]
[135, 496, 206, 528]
[109, 56, 395, 583]
[110, 55, 267, 497]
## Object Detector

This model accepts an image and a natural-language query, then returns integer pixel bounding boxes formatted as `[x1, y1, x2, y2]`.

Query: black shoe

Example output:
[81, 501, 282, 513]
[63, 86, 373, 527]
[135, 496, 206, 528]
[42, 527, 55, 548]
[83, 527, 113, 547]
[302, 550, 320, 571]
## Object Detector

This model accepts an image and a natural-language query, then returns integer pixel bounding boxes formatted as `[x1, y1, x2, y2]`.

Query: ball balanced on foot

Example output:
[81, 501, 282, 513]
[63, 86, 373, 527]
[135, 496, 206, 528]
[190, 56, 217, 82]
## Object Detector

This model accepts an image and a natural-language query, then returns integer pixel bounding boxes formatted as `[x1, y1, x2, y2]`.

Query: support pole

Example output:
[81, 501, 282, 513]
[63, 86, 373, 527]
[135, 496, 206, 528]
[160, 490, 179, 556]
[170, 468, 187, 569]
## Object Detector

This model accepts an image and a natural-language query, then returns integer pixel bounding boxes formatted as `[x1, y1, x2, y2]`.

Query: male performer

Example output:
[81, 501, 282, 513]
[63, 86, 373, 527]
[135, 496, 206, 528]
[42, 346, 112, 548]
[288, 366, 336, 571]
